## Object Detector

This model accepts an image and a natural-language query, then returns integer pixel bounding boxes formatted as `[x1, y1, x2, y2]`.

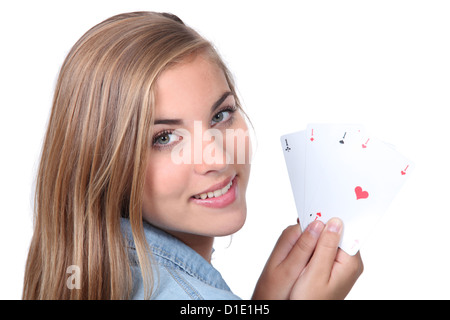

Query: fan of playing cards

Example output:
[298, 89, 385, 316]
[281, 124, 414, 255]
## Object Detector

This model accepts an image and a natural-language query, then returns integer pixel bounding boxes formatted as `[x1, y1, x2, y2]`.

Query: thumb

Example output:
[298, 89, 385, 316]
[266, 224, 302, 267]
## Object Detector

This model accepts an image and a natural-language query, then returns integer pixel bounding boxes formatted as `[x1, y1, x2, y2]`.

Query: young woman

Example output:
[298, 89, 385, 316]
[23, 11, 363, 300]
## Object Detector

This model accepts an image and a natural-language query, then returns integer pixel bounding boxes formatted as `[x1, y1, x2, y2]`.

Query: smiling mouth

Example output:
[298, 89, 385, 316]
[193, 179, 233, 200]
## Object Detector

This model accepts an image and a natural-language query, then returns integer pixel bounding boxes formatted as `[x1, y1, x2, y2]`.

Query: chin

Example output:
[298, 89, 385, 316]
[207, 206, 247, 237]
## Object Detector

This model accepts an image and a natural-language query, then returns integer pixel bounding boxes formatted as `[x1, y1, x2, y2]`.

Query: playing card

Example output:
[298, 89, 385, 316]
[280, 130, 307, 231]
[281, 123, 414, 255]
[304, 124, 365, 230]
[306, 134, 414, 255]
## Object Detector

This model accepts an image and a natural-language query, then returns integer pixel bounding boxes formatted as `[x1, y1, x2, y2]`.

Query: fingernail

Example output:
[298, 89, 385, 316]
[326, 218, 343, 234]
[307, 220, 324, 238]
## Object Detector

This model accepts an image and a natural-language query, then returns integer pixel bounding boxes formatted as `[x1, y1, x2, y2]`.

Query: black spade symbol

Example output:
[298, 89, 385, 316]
[339, 132, 347, 144]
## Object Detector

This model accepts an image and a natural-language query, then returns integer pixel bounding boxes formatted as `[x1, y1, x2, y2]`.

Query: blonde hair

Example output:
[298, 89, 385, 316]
[23, 11, 241, 299]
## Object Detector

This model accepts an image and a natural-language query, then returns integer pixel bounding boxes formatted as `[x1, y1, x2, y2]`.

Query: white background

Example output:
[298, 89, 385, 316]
[1, 0, 449, 299]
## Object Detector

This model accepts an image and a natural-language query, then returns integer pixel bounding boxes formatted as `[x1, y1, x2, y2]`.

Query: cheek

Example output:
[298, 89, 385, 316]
[142, 155, 189, 214]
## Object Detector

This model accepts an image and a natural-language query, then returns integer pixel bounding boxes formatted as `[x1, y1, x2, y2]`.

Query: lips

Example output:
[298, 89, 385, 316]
[191, 176, 237, 208]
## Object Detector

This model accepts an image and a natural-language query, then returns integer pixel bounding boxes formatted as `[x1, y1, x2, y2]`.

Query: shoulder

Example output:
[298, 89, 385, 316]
[121, 218, 241, 300]
[130, 259, 241, 300]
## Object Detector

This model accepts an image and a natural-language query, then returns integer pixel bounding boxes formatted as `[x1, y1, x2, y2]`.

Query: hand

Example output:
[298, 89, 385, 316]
[252, 218, 363, 300]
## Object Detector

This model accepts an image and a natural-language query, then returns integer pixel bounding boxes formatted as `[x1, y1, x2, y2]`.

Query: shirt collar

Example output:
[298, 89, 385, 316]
[120, 218, 231, 291]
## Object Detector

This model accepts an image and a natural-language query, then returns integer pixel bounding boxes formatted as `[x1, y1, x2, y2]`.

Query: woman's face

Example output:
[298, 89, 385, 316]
[142, 53, 251, 242]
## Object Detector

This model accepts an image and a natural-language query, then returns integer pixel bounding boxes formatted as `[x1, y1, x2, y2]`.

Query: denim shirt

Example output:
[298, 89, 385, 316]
[120, 218, 241, 300]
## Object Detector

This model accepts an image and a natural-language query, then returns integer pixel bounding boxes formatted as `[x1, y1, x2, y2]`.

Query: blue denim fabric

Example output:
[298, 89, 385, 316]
[120, 218, 241, 300]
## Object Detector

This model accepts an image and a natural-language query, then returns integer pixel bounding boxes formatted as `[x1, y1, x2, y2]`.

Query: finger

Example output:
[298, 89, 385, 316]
[252, 224, 304, 300]
[282, 220, 324, 271]
[256, 221, 324, 300]
[334, 250, 364, 283]
[266, 224, 302, 268]
[265, 221, 323, 269]
[307, 218, 343, 282]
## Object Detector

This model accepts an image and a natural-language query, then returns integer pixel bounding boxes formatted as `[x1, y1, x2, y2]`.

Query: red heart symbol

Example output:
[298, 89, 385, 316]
[355, 186, 369, 200]
[401, 170, 406, 175]
[362, 144, 367, 148]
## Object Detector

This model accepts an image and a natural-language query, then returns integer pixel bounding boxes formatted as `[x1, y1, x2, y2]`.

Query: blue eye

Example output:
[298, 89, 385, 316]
[155, 133, 171, 145]
[153, 130, 182, 149]
[212, 111, 229, 123]
[211, 107, 236, 125]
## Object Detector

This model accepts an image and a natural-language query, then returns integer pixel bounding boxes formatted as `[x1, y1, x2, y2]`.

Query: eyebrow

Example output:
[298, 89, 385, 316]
[153, 91, 233, 125]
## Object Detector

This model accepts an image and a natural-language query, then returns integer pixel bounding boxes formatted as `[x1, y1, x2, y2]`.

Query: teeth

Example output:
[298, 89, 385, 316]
[194, 180, 233, 200]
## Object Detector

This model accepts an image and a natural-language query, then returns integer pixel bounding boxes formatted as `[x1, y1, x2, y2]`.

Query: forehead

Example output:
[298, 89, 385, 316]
[154, 54, 231, 119]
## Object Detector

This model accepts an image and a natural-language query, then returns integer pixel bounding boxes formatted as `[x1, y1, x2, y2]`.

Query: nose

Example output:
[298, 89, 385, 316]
[193, 127, 230, 175]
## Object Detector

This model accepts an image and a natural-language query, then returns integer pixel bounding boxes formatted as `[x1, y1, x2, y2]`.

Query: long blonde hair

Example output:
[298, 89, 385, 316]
[23, 11, 241, 299]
